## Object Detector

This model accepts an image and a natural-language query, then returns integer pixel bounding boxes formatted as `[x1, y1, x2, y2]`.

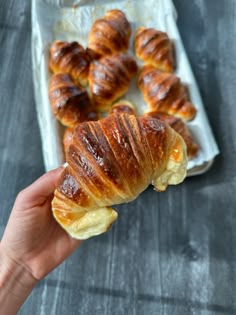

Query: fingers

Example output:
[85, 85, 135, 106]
[16, 167, 64, 207]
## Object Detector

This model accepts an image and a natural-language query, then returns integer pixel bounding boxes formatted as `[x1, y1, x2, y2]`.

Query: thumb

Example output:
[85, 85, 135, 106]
[15, 167, 64, 208]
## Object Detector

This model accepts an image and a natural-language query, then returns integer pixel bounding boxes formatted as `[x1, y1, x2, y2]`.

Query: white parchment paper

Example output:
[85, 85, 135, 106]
[32, 0, 219, 174]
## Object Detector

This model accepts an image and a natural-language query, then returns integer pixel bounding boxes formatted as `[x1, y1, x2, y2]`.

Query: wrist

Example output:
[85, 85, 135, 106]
[0, 244, 38, 314]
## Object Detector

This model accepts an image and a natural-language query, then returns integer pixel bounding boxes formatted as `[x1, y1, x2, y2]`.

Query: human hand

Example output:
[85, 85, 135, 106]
[0, 167, 82, 314]
[1, 167, 82, 281]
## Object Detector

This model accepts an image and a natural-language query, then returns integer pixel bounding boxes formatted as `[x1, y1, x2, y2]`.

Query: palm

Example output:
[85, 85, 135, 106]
[1, 168, 81, 280]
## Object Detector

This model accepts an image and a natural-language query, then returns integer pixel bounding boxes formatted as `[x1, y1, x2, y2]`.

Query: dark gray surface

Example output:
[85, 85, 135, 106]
[0, 0, 236, 314]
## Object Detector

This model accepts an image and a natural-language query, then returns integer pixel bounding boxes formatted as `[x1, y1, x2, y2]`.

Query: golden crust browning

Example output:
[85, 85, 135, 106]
[109, 100, 137, 116]
[49, 73, 98, 127]
[145, 111, 199, 160]
[88, 9, 131, 59]
[52, 114, 187, 239]
[88, 53, 138, 111]
[49, 41, 90, 87]
[135, 27, 175, 72]
[138, 65, 197, 121]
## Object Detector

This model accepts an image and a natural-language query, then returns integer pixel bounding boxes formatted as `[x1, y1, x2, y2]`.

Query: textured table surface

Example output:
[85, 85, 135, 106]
[0, 1, 236, 314]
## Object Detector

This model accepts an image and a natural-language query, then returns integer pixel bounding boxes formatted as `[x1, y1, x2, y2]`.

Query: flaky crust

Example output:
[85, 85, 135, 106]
[145, 111, 199, 160]
[109, 100, 137, 116]
[138, 65, 197, 121]
[88, 9, 131, 59]
[49, 73, 98, 127]
[88, 53, 138, 111]
[49, 41, 90, 87]
[135, 27, 175, 72]
[52, 114, 187, 239]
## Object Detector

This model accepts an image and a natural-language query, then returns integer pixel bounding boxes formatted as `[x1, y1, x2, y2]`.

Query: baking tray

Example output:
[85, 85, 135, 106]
[31, 0, 219, 176]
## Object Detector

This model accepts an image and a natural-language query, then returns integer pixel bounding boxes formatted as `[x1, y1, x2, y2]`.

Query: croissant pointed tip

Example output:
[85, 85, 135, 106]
[55, 206, 118, 240]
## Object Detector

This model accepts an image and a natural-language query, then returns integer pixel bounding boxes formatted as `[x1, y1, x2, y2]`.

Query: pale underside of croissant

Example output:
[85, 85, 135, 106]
[88, 53, 138, 111]
[145, 111, 199, 160]
[138, 65, 197, 121]
[49, 41, 90, 87]
[88, 9, 131, 59]
[52, 114, 187, 240]
[49, 73, 98, 127]
[135, 27, 175, 73]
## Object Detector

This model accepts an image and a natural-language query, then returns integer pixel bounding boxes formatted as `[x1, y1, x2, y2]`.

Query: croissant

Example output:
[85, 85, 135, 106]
[138, 65, 197, 121]
[52, 113, 187, 239]
[49, 41, 90, 87]
[63, 127, 74, 156]
[109, 100, 137, 116]
[135, 27, 175, 73]
[49, 73, 98, 127]
[145, 111, 199, 160]
[88, 53, 138, 111]
[88, 9, 131, 59]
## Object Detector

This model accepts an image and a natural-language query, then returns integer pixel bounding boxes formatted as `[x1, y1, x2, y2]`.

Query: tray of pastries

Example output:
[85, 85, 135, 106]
[32, 0, 219, 175]
[31, 0, 219, 239]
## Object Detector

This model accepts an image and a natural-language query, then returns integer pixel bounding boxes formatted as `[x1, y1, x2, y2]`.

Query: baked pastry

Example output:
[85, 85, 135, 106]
[52, 113, 187, 239]
[49, 73, 98, 127]
[138, 65, 197, 121]
[145, 111, 199, 160]
[135, 27, 175, 72]
[88, 9, 131, 59]
[88, 53, 138, 111]
[109, 100, 137, 116]
[49, 41, 90, 87]
[63, 127, 74, 156]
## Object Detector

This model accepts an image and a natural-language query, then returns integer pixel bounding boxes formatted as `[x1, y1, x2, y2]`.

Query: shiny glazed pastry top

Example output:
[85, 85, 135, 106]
[88, 53, 138, 111]
[145, 111, 199, 160]
[138, 65, 197, 121]
[135, 27, 175, 73]
[52, 113, 187, 240]
[109, 100, 137, 116]
[49, 40, 90, 87]
[49, 73, 98, 127]
[88, 9, 131, 59]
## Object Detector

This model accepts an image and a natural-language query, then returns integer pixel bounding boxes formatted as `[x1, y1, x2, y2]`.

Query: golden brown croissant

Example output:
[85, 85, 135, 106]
[88, 9, 131, 59]
[109, 100, 137, 116]
[49, 73, 98, 127]
[145, 111, 199, 160]
[52, 114, 187, 239]
[135, 27, 175, 73]
[138, 65, 197, 121]
[88, 53, 138, 111]
[49, 41, 90, 87]
[63, 127, 74, 156]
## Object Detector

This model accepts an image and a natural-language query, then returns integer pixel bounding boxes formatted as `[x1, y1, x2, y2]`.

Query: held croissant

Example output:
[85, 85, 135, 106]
[49, 41, 90, 87]
[138, 65, 197, 121]
[49, 73, 98, 127]
[135, 27, 175, 73]
[52, 114, 187, 240]
[145, 111, 199, 160]
[88, 9, 131, 59]
[88, 53, 138, 111]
